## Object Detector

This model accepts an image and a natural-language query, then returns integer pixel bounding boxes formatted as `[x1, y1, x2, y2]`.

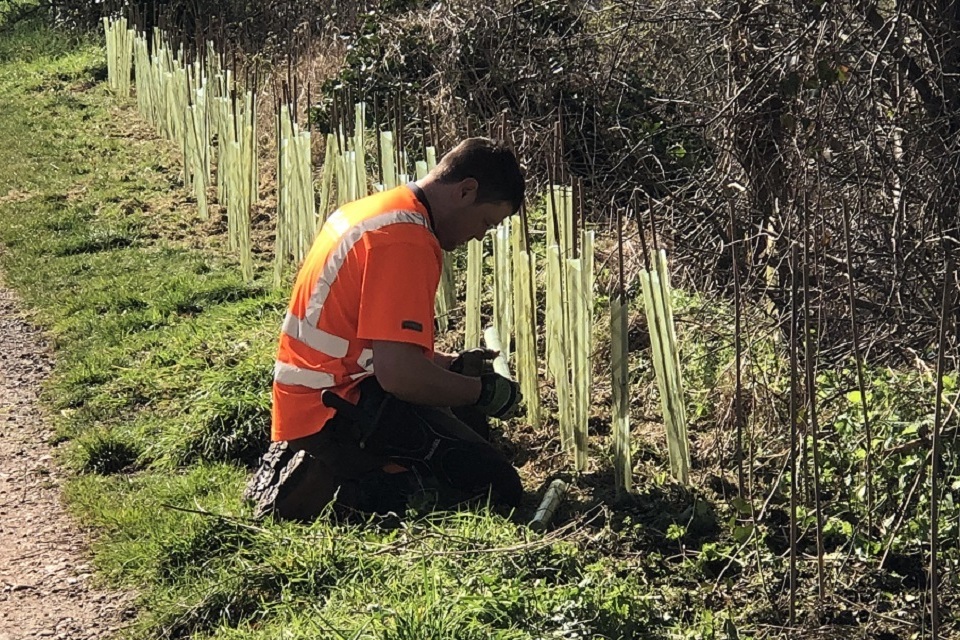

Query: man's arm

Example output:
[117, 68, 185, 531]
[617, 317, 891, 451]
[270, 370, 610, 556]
[432, 350, 458, 370]
[373, 340, 481, 406]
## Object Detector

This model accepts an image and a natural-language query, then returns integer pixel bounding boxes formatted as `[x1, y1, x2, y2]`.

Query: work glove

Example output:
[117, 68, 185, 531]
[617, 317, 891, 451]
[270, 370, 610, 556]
[449, 348, 498, 377]
[474, 373, 523, 420]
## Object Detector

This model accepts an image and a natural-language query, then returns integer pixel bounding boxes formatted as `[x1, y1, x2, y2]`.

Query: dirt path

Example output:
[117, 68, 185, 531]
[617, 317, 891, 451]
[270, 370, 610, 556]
[0, 275, 134, 640]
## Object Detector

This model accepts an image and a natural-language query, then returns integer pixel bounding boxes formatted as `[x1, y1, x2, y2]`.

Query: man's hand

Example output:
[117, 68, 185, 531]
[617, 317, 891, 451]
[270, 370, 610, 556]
[475, 373, 522, 420]
[450, 348, 499, 376]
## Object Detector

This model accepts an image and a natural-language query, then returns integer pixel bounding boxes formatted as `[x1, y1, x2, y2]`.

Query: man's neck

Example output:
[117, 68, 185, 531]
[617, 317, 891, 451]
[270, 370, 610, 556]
[407, 181, 435, 230]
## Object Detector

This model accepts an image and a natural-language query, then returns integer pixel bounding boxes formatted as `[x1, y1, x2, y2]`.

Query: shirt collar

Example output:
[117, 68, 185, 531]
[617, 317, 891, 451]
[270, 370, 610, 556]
[406, 181, 435, 232]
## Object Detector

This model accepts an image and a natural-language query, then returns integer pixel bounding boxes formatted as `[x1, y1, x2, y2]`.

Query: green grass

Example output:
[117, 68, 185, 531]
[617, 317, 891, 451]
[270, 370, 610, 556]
[0, 15, 956, 640]
[0, 18, 686, 640]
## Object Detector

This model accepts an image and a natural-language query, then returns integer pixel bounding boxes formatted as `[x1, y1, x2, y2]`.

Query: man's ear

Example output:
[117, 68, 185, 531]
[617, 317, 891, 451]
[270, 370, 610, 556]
[456, 178, 479, 204]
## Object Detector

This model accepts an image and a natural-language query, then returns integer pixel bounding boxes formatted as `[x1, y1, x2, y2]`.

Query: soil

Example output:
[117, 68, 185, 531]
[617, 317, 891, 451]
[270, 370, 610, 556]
[0, 274, 135, 640]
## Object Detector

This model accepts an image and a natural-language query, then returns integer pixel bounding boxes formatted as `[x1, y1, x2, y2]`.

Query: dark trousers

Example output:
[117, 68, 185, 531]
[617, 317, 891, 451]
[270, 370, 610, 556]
[247, 378, 522, 521]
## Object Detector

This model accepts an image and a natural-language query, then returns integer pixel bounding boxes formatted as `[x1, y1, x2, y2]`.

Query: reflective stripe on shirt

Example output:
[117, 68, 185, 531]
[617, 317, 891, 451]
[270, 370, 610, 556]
[303, 209, 431, 326]
[273, 361, 337, 389]
[281, 311, 349, 358]
[275, 209, 431, 387]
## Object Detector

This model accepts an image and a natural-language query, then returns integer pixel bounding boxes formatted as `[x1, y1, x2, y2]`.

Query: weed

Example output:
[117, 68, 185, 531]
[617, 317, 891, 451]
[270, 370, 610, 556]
[74, 428, 141, 474]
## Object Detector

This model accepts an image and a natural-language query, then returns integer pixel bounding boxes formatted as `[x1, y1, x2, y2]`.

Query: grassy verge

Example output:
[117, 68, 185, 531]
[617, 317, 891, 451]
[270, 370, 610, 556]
[0, 16, 955, 640]
[0, 18, 680, 640]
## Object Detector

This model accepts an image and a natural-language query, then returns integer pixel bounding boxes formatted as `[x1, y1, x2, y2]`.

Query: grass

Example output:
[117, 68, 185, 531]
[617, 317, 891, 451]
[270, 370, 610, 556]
[0, 13, 957, 640]
[0, 17, 680, 640]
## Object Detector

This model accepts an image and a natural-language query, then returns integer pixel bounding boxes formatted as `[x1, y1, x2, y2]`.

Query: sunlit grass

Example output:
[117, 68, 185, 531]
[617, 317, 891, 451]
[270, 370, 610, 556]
[1, 15, 954, 640]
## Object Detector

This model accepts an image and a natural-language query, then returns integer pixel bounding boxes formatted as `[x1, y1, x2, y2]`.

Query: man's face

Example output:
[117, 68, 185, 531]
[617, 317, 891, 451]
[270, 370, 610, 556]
[438, 200, 514, 251]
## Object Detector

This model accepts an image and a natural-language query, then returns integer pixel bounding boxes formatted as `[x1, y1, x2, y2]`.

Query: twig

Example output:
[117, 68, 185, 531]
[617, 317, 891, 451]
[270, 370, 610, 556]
[160, 502, 270, 534]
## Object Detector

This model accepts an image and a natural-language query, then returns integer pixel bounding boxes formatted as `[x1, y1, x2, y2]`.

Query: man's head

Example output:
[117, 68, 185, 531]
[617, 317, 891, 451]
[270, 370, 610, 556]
[418, 137, 525, 251]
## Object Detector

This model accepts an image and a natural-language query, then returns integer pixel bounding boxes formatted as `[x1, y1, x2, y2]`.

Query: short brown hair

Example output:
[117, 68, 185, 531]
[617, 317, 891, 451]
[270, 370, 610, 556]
[433, 137, 525, 213]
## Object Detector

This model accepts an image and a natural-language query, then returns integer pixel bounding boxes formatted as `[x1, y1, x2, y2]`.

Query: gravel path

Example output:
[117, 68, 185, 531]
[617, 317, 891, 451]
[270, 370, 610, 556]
[0, 274, 134, 639]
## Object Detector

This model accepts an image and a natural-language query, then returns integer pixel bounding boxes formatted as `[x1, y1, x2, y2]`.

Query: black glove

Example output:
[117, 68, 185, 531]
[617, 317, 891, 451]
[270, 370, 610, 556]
[474, 373, 522, 420]
[450, 348, 498, 377]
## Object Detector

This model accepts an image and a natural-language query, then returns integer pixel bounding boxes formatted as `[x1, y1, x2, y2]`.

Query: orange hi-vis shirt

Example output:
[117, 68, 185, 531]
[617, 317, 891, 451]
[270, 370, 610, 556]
[271, 185, 442, 441]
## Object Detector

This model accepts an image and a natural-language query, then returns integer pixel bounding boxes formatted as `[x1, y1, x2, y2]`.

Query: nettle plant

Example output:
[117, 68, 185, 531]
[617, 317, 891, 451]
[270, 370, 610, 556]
[814, 365, 959, 555]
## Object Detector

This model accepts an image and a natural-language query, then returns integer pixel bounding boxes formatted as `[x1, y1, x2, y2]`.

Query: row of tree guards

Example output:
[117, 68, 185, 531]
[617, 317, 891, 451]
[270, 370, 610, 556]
[102, 18, 692, 490]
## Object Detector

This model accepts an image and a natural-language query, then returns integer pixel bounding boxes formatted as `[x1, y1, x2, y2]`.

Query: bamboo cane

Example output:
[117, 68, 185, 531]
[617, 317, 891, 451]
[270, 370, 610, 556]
[353, 103, 366, 199]
[512, 215, 540, 429]
[612, 293, 631, 496]
[494, 219, 514, 366]
[639, 250, 690, 484]
[380, 131, 396, 191]
[566, 256, 586, 470]
[465, 238, 483, 349]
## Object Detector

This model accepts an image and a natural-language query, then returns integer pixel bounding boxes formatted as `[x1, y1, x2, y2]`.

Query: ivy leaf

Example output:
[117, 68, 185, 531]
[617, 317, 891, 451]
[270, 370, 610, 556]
[732, 524, 754, 543]
[942, 374, 956, 392]
[731, 496, 752, 515]
[666, 523, 686, 540]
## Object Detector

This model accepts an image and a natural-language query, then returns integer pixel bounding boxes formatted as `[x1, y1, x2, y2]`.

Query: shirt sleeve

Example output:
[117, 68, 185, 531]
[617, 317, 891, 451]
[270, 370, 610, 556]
[356, 240, 440, 352]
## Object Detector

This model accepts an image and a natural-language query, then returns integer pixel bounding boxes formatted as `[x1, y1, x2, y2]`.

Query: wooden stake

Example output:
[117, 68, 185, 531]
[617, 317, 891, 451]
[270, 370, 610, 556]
[788, 240, 799, 627]
[841, 195, 874, 533]
[930, 253, 954, 640]
[616, 204, 625, 300]
[803, 192, 826, 603]
[728, 199, 745, 498]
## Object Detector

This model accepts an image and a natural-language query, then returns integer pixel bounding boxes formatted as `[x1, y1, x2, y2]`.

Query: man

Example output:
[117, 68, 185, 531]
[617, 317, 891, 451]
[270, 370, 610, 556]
[245, 137, 526, 521]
